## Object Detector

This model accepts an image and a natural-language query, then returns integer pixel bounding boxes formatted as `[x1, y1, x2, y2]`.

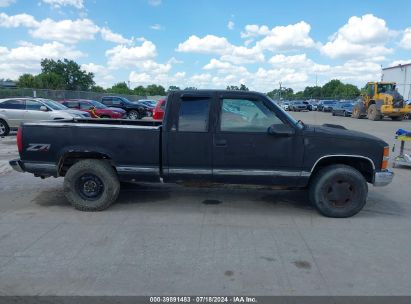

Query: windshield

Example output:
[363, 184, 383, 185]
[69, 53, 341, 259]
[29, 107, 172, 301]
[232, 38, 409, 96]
[323, 100, 336, 105]
[89, 100, 106, 109]
[40, 99, 68, 110]
[377, 84, 395, 93]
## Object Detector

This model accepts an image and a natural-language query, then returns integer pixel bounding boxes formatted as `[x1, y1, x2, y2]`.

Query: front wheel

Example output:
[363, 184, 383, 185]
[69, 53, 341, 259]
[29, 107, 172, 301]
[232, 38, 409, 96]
[309, 164, 368, 218]
[352, 105, 362, 119]
[0, 119, 10, 136]
[128, 110, 140, 120]
[64, 159, 120, 211]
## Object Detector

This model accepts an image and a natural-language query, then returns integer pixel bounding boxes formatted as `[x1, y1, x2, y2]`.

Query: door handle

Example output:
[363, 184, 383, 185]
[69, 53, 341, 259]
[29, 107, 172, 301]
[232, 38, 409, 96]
[215, 139, 227, 147]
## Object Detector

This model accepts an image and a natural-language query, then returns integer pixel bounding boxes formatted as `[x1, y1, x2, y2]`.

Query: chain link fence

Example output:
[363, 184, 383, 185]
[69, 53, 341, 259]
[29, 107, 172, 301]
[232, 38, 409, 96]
[0, 88, 149, 102]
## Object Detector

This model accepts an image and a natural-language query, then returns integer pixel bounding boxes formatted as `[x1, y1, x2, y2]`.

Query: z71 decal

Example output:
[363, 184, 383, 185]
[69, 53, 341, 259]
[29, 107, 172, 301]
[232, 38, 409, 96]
[26, 144, 51, 152]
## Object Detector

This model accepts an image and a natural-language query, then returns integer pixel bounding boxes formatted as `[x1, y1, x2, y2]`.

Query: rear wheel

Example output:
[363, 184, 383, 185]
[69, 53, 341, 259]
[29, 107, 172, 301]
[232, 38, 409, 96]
[332, 111, 336, 116]
[64, 159, 120, 211]
[309, 164, 368, 218]
[367, 104, 381, 121]
[0, 119, 10, 136]
[352, 105, 362, 119]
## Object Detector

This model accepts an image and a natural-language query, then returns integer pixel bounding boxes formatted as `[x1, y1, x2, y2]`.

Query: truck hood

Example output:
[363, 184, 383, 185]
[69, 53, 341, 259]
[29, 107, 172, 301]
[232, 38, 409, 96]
[308, 123, 387, 145]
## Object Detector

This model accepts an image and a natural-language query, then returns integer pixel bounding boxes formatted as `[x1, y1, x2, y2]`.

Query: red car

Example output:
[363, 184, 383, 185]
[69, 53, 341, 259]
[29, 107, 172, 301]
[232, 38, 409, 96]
[60, 99, 126, 119]
[153, 98, 166, 120]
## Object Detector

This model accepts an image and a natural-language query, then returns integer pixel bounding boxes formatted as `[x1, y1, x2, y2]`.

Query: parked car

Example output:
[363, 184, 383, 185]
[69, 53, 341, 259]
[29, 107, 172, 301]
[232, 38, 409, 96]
[319, 100, 337, 112]
[153, 98, 166, 120]
[290, 100, 308, 111]
[60, 99, 126, 119]
[281, 102, 290, 111]
[332, 102, 355, 117]
[133, 99, 157, 117]
[10, 89, 393, 218]
[101, 96, 148, 119]
[0, 98, 90, 136]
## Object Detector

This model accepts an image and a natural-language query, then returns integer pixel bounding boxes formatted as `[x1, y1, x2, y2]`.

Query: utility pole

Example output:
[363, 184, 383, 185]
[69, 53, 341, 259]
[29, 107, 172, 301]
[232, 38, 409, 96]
[315, 74, 318, 87]
[279, 82, 282, 101]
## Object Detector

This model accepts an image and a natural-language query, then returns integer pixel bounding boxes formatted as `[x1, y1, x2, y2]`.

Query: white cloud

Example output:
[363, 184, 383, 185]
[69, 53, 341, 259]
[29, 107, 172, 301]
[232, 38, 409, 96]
[203, 58, 248, 75]
[0, 13, 39, 28]
[177, 34, 264, 64]
[100, 27, 132, 44]
[41, 0, 84, 9]
[30, 18, 99, 44]
[227, 21, 234, 30]
[0, 0, 15, 7]
[269, 54, 330, 73]
[150, 24, 163, 30]
[81, 63, 114, 88]
[0, 41, 84, 79]
[177, 35, 232, 54]
[148, 0, 161, 6]
[241, 21, 317, 51]
[0, 13, 133, 45]
[321, 14, 393, 60]
[400, 28, 411, 50]
[106, 41, 157, 69]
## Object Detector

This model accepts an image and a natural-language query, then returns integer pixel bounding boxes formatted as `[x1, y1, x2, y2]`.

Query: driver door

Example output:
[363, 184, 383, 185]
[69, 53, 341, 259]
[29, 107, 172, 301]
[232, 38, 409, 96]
[212, 93, 304, 185]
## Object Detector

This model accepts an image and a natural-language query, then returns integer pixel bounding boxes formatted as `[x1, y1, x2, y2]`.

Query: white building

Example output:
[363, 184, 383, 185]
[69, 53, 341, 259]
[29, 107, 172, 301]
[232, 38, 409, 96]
[382, 63, 411, 100]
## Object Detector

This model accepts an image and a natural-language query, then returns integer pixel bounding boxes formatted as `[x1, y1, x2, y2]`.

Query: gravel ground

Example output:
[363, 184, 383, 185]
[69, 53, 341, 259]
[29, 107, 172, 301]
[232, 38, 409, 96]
[0, 113, 410, 296]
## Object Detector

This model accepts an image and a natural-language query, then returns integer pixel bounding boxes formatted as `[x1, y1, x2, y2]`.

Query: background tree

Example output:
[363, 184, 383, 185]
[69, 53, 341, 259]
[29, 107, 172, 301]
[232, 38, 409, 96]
[108, 82, 132, 94]
[167, 85, 180, 92]
[40, 59, 95, 90]
[145, 84, 166, 95]
[91, 85, 106, 93]
[133, 85, 146, 96]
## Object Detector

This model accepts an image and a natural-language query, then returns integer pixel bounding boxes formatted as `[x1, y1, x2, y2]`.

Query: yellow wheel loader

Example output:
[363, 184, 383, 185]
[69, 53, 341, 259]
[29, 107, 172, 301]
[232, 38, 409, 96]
[352, 82, 411, 121]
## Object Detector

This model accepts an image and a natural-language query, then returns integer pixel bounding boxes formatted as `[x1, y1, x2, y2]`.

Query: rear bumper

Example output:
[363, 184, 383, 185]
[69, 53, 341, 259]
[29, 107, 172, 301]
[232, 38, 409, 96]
[9, 159, 24, 172]
[373, 169, 394, 187]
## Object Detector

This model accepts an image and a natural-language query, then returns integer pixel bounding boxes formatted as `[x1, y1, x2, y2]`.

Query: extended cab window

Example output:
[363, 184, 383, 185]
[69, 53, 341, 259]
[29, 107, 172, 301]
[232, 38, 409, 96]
[220, 99, 283, 132]
[176, 97, 210, 132]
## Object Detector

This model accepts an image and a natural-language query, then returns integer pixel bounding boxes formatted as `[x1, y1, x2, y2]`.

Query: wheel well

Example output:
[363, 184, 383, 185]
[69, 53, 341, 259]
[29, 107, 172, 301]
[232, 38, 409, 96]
[310, 156, 374, 183]
[58, 152, 114, 176]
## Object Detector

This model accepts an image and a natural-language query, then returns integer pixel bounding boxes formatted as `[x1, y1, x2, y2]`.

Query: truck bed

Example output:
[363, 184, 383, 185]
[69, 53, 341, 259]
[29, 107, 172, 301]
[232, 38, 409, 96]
[19, 118, 162, 181]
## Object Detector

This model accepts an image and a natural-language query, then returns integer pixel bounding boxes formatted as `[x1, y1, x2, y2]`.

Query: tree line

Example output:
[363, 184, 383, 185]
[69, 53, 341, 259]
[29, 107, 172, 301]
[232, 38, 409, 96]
[14, 58, 361, 99]
[267, 79, 361, 100]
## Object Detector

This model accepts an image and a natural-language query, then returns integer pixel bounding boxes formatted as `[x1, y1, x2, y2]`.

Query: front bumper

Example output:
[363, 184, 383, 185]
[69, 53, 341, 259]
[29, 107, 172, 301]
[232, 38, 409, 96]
[9, 159, 24, 173]
[373, 169, 394, 187]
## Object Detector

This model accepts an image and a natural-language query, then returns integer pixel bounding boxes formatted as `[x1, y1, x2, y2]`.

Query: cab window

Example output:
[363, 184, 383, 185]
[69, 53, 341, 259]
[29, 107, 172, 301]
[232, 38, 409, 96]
[220, 99, 284, 132]
[175, 97, 210, 132]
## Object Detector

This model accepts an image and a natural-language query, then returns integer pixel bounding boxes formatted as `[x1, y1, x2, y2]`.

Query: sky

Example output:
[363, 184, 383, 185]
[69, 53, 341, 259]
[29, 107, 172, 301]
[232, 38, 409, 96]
[0, 0, 411, 92]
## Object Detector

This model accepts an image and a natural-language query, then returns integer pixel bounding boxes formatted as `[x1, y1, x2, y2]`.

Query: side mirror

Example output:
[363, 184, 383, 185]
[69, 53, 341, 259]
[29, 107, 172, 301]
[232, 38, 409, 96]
[268, 124, 295, 136]
[39, 105, 48, 112]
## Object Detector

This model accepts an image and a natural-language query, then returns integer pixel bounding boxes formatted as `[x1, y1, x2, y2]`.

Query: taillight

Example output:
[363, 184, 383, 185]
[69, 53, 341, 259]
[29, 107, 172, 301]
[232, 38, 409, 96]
[17, 127, 23, 154]
[382, 146, 389, 170]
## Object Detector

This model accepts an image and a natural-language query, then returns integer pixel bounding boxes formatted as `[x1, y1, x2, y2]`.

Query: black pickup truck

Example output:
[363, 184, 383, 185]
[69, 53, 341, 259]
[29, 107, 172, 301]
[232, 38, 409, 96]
[9, 90, 393, 217]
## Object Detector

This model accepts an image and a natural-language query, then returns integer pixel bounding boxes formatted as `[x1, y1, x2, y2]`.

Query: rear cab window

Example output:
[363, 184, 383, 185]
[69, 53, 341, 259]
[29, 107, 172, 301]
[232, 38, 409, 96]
[173, 97, 211, 132]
